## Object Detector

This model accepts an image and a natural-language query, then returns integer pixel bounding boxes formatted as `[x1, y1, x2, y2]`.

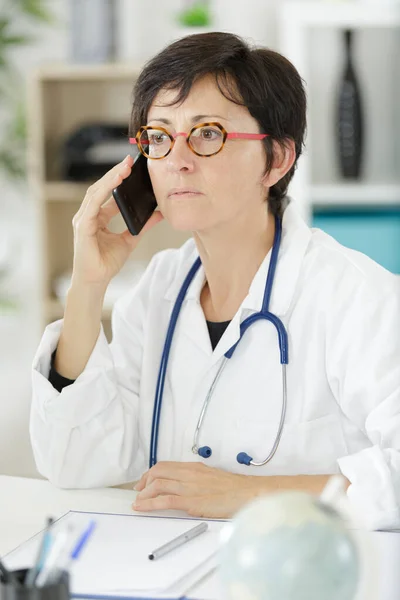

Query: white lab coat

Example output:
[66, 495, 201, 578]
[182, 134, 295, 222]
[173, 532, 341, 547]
[30, 199, 400, 530]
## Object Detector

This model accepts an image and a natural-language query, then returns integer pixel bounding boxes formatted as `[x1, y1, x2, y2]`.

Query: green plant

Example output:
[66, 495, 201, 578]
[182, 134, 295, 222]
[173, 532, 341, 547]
[178, 1, 211, 27]
[0, 0, 52, 180]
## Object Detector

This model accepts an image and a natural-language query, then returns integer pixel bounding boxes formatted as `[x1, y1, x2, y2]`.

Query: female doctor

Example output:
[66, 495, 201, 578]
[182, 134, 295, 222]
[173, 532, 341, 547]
[31, 32, 400, 530]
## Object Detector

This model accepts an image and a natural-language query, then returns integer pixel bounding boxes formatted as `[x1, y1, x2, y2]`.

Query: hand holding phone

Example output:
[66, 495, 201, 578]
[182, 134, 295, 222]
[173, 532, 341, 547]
[70, 154, 163, 289]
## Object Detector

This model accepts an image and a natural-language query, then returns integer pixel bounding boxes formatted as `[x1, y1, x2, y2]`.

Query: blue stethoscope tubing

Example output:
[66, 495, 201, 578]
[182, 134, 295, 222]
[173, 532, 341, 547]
[149, 215, 289, 469]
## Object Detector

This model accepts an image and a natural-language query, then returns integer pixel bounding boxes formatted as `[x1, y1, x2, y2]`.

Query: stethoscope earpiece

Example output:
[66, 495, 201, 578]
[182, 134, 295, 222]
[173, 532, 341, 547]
[198, 446, 212, 458]
[237, 452, 253, 465]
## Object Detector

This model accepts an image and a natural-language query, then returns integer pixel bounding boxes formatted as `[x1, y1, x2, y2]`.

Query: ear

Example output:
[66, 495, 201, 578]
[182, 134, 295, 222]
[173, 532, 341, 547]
[261, 139, 297, 189]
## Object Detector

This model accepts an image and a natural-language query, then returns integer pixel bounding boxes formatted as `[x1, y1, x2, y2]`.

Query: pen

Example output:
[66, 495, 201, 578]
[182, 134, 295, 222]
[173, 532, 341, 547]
[25, 517, 54, 587]
[36, 526, 71, 588]
[148, 522, 208, 561]
[50, 519, 97, 586]
[70, 520, 96, 561]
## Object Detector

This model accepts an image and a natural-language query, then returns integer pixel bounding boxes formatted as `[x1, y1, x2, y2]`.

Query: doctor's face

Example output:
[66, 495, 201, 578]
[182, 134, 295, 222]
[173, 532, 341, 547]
[146, 76, 271, 233]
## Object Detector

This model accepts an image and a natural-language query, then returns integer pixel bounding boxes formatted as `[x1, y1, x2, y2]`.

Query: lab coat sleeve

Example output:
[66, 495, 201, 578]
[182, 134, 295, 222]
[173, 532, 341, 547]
[327, 268, 400, 530]
[30, 252, 165, 489]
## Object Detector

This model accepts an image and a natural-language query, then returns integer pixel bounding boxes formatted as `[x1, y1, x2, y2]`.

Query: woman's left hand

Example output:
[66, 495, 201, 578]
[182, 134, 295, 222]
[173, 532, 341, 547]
[132, 461, 263, 518]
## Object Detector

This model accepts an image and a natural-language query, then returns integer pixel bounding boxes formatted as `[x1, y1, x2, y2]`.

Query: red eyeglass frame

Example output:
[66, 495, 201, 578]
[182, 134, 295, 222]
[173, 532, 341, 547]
[129, 122, 269, 159]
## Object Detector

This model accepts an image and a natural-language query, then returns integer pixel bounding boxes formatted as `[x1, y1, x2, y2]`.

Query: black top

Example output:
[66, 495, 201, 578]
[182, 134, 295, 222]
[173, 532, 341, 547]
[48, 319, 231, 392]
[206, 319, 231, 350]
[49, 349, 75, 392]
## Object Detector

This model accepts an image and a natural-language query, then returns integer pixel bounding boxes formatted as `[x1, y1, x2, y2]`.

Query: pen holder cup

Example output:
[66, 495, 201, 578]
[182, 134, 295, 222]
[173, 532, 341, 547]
[0, 569, 70, 600]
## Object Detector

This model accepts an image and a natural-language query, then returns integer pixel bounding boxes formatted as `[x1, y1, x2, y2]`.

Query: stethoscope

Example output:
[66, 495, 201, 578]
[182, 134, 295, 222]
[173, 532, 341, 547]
[149, 215, 289, 469]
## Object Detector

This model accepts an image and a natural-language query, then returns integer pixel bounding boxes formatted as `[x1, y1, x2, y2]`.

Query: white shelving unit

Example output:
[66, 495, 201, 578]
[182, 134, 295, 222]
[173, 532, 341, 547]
[278, 0, 400, 223]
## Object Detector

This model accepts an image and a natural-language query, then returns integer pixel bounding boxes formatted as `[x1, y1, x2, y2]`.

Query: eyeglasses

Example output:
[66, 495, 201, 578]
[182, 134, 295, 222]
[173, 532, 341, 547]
[129, 122, 269, 159]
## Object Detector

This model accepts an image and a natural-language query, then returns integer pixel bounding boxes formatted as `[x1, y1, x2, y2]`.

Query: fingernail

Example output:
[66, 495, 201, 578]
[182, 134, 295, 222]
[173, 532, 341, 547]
[124, 154, 131, 162]
[133, 502, 140, 510]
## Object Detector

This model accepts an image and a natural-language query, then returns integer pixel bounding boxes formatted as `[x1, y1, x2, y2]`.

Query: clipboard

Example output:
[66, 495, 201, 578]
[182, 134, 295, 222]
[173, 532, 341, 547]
[3, 510, 226, 600]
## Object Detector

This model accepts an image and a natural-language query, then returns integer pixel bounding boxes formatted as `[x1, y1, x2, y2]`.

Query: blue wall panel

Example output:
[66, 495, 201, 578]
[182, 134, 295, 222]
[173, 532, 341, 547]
[312, 207, 400, 274]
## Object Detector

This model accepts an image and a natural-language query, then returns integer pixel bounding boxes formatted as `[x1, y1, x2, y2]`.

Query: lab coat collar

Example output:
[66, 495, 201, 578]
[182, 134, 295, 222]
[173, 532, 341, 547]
[163, 198, 312, 361]
[240, 198, 312, 317]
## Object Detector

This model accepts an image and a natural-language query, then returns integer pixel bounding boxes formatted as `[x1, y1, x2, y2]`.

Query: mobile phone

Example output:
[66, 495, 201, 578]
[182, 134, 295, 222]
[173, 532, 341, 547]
[112, 152, 157, 236]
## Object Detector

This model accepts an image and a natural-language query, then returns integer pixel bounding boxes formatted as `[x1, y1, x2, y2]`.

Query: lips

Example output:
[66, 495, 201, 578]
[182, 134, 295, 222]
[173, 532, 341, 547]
[168, 188, 202, 197]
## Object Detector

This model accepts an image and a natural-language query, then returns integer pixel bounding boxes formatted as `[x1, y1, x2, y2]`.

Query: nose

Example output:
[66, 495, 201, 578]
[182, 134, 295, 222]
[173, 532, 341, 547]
[166, 134, 196, 173]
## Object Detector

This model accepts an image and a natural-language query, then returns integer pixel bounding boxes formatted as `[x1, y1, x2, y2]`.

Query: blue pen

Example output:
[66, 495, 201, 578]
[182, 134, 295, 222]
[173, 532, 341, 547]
[70, 520, 96, 561]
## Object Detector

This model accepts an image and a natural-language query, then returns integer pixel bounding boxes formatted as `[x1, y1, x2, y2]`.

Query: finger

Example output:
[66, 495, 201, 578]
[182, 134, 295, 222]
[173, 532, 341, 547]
[132, 494, 192, 513]
[144, 461, 207, 487]
[143, 462, 184, 489]
[135, 462, 197, 494]
[135, 478, 187, 502]
[97, 197, 120, 227]
[83, 164, 132, 222]
[75, 155, 133, 222]
[88, 154, 133, 199]
[134, 470, 150, 492]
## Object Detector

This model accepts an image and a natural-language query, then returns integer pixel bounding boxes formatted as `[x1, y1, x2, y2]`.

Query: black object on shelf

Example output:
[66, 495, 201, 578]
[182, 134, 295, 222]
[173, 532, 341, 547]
[335, 29, 364, 179]
[61, 123, 131, 181]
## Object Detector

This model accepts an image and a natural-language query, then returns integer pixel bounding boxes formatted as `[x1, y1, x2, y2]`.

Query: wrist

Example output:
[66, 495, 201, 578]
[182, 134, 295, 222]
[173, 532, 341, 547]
[68, 278, 108, 302]
[238, 473, 269, 498]
[65, 280, 107, 319]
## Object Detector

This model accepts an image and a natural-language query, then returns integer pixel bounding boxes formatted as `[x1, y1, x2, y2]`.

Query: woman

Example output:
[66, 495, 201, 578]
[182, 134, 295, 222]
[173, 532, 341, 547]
[30, 33, 400, 529]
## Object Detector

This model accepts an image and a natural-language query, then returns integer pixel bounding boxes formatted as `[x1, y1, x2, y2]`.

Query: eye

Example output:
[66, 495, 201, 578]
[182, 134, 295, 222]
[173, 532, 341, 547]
[149, 131, 168, 144]
[199, 127, 222, 141]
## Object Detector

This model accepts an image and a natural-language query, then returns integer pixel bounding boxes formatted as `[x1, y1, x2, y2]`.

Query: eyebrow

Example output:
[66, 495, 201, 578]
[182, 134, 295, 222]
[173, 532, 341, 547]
[146, 114, 229, 125]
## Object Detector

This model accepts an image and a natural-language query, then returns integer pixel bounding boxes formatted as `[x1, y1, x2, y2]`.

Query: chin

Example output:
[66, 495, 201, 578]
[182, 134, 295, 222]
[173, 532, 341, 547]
[161, 203, 212, 233]
[164, 214, 208, 232]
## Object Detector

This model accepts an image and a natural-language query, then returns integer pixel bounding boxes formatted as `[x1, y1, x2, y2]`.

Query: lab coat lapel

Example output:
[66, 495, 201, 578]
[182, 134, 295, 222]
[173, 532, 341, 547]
[165, 255, 213, 356]
[179, 300, 213, 356]
[241, 200, 313, 317]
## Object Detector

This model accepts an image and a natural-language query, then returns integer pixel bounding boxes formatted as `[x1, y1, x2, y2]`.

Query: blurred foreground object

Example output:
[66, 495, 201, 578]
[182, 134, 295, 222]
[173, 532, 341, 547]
[219, 476, 363, 600]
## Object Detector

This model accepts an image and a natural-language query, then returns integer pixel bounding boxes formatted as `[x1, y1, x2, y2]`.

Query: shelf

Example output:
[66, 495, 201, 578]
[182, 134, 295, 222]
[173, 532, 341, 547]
[281, 1, 400, 28]
[46, 298, 112, 321]
[310, 182, 400, 207]
[43, 182, 92, 202]
[36, 63, 143, 82]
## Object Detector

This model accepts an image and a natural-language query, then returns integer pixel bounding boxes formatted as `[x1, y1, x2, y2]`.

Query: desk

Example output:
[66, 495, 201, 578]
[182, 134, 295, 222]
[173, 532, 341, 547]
[1, 475, 400, 599]
[0, 475, 143, 556]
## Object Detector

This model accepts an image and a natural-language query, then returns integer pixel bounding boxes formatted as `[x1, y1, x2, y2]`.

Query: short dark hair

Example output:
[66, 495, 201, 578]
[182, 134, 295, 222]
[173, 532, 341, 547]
[130, 32, 307, 217]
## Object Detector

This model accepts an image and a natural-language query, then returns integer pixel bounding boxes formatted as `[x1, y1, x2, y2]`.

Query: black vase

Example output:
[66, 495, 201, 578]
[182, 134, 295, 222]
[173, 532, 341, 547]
[335, 29, 364, 179]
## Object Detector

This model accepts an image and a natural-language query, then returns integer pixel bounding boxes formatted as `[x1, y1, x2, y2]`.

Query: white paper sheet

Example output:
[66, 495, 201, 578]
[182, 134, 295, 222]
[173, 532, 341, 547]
[4, 510, 226, 599]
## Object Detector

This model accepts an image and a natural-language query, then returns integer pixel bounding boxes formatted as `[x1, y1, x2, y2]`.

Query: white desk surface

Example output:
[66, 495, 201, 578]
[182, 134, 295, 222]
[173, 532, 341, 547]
[1, 475, 400, 600]
[0, 475, 145, 556]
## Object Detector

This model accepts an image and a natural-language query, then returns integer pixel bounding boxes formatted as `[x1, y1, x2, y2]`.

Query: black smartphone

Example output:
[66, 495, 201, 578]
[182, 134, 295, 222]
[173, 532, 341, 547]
[112, 152, 158, 236]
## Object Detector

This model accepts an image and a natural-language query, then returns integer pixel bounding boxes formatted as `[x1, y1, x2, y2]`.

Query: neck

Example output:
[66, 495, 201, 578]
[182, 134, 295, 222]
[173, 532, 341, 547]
[194, 205, 276, 322]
